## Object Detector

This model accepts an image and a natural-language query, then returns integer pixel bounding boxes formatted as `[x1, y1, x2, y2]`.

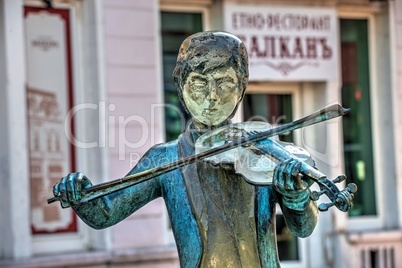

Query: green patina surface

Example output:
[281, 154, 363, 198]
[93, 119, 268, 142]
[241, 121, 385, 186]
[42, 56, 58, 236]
[52, 32, 328, 267]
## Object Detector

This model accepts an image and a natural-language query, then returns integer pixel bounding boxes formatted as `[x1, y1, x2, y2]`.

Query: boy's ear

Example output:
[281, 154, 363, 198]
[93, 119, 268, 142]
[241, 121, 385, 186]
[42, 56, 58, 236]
[237, 87, 246, 102]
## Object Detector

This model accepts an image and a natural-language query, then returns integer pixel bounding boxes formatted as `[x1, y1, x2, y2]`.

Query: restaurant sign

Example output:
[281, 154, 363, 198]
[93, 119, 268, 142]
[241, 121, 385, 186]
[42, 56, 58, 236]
[25, 7, 77, 234]
[224, 4, 338, 81]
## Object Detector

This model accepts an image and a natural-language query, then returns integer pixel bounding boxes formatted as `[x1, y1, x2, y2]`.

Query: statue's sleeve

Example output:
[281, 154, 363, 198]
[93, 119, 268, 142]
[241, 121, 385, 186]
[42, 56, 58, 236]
[73, 144, 164, 229]
[277, 190, 318, 238]
[252, 138, 319, 237]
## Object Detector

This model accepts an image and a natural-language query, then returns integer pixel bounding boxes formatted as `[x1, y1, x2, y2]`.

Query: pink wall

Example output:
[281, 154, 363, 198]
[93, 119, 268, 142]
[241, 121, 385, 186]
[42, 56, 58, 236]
[104, 0, 167, 249]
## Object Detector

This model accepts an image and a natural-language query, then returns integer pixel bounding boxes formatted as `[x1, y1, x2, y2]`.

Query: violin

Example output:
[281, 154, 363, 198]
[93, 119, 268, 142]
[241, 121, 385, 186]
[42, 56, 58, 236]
[48, 104, 357, 212]
[195, 121, 357, 212]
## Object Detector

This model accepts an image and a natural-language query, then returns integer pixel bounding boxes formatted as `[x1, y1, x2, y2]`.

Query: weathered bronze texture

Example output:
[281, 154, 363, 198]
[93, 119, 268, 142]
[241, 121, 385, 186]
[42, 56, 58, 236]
[50, 31, 356, 267]
[48, 104, 352, 209]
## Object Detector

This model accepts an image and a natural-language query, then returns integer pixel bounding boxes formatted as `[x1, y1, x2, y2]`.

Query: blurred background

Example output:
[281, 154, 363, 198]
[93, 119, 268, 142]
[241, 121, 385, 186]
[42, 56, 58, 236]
[1, 0, 402, 267]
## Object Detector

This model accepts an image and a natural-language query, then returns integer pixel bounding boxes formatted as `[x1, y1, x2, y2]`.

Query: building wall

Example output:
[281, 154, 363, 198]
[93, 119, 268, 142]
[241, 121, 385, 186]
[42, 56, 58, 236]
[392, 0, 402, 230]
[0, 0, 31, 259]
[103, 0, 169, 250]
[1, 0, 402, 267]
[224, 0, 374, 6]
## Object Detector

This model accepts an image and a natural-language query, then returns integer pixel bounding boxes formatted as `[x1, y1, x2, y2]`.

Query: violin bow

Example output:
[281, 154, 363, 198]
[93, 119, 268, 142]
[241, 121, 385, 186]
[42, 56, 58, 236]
[48, 104, 349, 207]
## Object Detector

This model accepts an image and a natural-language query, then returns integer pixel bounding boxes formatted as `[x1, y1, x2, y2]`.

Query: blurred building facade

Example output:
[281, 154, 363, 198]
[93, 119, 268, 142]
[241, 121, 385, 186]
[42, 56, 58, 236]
[1, 0, 402, 267]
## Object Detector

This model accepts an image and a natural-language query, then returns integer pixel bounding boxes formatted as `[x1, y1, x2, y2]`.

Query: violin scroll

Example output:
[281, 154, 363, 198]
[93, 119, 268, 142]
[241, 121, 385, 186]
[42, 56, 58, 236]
[310, 175, 358, 212]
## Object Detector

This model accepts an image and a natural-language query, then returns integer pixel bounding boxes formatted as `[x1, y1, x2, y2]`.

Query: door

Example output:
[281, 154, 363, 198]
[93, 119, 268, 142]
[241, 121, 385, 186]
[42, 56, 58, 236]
[242, 82, 307, 267]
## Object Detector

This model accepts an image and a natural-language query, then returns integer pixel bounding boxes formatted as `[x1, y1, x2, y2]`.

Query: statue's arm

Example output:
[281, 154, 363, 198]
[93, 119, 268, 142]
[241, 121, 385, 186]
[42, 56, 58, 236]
[58, 145, 165, 230]
[252, 139, 318, 237]
[277, 189, 318, 237]
[272, 158, 318, 238]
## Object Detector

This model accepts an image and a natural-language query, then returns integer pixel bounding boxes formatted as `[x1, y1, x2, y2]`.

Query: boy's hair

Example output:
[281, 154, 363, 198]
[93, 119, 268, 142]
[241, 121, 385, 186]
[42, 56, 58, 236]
[173, 31, 249, 114]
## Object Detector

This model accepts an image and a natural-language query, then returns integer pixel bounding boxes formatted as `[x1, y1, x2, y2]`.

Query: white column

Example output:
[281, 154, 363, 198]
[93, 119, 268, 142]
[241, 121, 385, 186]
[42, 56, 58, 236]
[76, 0, 111, 251]
[0, 0, 31, 259]
[370, 8, 398, 228]
[389, 0, 402, 229]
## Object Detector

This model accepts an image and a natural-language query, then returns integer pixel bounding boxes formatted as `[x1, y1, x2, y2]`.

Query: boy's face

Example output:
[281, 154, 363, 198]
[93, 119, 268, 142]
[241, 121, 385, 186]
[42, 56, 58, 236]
[182, 66, 242, 126]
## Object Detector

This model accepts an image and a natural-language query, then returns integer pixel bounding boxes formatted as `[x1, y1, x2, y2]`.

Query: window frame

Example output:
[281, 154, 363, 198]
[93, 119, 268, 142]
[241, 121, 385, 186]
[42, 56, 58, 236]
[160, 5, 210, 31]
[338, 10, 385, 231]
[242, 82, 308, 268]
[239, 82, 302, 146]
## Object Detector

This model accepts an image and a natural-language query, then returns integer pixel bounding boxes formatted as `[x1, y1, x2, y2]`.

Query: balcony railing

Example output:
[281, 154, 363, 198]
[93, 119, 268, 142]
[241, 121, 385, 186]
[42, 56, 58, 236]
[348, 230, 402, 268]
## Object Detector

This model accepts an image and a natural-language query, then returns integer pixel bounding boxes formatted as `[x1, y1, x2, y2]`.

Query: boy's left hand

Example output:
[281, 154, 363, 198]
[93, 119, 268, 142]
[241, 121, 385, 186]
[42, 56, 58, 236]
[273, 159, 310, 199]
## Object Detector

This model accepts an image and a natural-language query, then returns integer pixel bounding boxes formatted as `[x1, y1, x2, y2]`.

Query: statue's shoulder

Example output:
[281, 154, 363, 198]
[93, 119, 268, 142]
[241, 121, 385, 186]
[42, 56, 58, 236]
[150, 139, 178, 152]
[147, 139, 179, 164]
[128, 140, 179, 180]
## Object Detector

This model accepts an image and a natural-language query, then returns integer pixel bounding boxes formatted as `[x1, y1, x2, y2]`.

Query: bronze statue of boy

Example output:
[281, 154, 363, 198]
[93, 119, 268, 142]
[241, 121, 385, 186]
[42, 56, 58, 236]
[53, 31, 318, 267]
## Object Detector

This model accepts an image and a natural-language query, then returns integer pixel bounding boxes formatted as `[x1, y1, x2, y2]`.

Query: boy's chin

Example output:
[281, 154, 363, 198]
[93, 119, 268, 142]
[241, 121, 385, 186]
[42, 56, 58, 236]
[196, 117, 231, 127]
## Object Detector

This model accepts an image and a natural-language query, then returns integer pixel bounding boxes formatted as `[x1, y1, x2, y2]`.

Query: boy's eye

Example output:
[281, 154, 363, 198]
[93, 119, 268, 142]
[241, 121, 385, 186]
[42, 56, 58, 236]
[191, 78, 207, 90]
[217, 77, 236, 90]
[195, 81, 206, 87]
[219, 82, 236, 89]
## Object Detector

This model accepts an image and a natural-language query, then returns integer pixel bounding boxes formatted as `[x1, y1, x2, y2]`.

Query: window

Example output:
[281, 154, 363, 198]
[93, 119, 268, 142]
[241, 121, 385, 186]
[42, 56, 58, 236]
[243, 91, 299, 262]
[276, 214, 299, 261]
[243, 93, 293, 142]
[161, 12, 203, 141]
[340, 19, 376, 217]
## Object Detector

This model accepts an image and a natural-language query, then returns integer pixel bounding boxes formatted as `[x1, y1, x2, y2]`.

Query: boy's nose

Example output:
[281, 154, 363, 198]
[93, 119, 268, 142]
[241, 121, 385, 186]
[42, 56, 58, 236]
[207, 80, 218, 101]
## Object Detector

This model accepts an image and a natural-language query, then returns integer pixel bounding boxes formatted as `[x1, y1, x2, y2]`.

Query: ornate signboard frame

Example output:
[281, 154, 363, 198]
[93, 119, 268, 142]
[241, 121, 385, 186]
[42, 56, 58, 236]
[25, 6, 77, 234]
[224, 4, 338, 81]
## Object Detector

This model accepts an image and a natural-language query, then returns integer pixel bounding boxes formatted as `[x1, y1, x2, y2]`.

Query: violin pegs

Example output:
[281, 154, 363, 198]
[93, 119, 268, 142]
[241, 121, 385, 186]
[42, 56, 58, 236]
[346, 183, 358, 193]
[332, 175, 347, 184]
[310, 190, 326, 201]
[318, 202, 335, 212]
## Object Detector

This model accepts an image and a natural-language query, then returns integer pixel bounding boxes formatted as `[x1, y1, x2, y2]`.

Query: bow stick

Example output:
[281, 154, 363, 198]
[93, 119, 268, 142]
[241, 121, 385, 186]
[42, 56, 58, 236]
[48, 104, 349, 207]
